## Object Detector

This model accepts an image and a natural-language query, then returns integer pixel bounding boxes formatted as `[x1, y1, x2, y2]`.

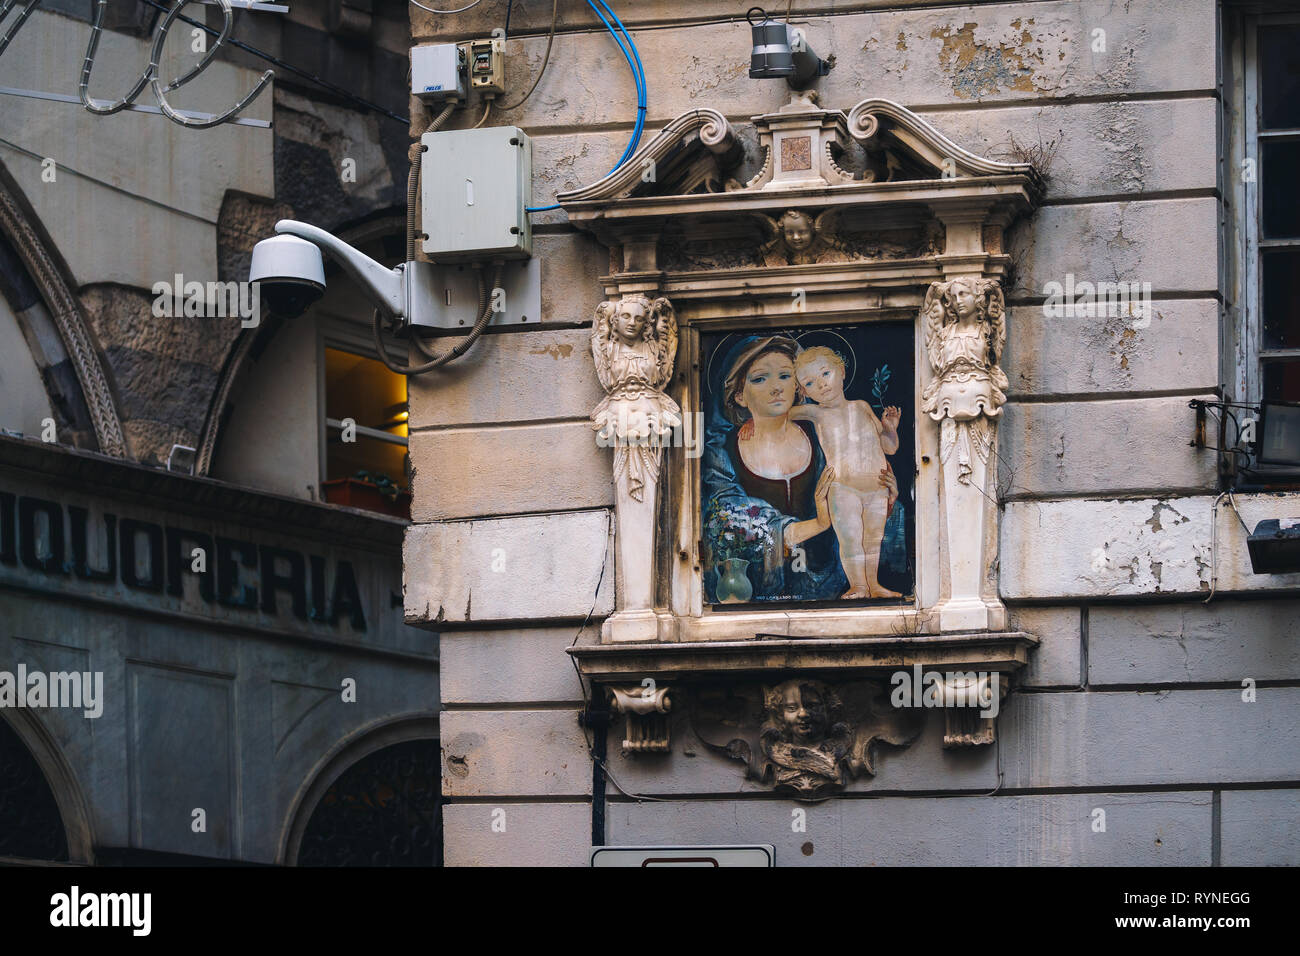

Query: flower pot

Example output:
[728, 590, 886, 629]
[715, 557, 753, 603]
[321, 478, 411, 519]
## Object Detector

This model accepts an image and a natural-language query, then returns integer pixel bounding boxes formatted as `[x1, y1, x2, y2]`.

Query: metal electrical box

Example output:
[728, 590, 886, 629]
[421, 126, 532, 261]
[410, 43, 465, 100]
[462, 37, 506, 94]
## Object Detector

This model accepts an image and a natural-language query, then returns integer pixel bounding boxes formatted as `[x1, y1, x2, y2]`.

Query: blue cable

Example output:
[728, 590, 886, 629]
[524, 0, 646, 213]
[588, 0, 645, 167]
[526, 0, 644, 210]
[592, 0, 646, 161]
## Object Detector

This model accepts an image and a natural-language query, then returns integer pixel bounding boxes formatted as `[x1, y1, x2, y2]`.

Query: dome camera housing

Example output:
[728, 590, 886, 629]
[249, 234, 326, 317]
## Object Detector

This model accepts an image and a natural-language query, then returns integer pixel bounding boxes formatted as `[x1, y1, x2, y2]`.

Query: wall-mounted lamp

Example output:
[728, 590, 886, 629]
[747, 6, 831, 88]
[1256, 401, 1300, 466]
[1247, 519, 1300, 575]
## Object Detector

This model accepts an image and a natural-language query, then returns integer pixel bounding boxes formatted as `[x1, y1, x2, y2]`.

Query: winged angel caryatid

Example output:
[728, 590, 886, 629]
[919, 278, 1009, 485]
[591, 293, 682, 502]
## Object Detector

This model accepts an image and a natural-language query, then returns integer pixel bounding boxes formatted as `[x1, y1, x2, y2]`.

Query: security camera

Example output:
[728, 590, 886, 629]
[248, 233, 326, 318]
[250, 219, 442, 328]
[247, 219, 472, 331]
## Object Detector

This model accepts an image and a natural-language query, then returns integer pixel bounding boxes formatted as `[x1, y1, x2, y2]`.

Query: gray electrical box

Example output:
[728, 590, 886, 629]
[421, 126, 532, 261]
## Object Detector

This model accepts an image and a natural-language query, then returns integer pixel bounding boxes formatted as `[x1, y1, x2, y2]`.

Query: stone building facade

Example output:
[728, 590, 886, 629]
[405, 0, 1299, 866]
[2, 0, 1297, 870]
[1, 2, 441, 864]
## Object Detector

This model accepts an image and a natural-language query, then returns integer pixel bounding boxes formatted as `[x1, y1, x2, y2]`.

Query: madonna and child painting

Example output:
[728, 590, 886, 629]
[701, 323, 914, 606]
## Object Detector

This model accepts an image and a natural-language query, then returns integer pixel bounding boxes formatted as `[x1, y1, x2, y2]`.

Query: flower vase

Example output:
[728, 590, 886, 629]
[715, 557, 753, 604]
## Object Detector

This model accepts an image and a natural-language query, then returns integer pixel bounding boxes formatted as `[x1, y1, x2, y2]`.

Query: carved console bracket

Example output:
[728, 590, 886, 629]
[608, 684, 674, 754]
[581, 633, 1033, 748]
[578, 634, 1034, 788]
[933, 671, 1009, 747]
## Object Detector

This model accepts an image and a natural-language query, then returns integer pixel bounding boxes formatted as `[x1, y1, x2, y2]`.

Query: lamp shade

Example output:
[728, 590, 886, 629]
[1257, 401, 1300, 466]
[749, 17, 794, 78]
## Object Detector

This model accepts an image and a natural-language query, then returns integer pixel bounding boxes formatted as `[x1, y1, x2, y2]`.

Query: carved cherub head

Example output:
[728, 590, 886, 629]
[778, 210, 815, 251]
[758, 209, 843, 262]
[762, 679, 846, 746]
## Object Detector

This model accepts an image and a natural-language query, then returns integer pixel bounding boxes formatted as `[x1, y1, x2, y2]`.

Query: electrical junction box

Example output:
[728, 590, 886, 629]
[421, 126, 532, 261]
[462, 37, 505, 94]
[406, 257, 541, 330]
[411, 43, 465, 100]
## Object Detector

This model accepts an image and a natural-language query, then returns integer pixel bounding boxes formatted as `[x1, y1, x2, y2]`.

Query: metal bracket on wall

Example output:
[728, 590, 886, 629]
[417, 256, 542, 331]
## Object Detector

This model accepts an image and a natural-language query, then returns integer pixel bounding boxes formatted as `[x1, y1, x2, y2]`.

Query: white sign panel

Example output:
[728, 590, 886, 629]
[590, 845, 775, 867]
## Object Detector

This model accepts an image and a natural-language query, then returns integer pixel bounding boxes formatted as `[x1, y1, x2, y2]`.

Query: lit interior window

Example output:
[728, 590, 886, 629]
[323, 347, 410, 518]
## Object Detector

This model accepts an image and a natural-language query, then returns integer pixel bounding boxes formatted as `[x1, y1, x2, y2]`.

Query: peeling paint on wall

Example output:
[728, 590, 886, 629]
[930, 20, 1048, 99]
[528, 343, 575, 359]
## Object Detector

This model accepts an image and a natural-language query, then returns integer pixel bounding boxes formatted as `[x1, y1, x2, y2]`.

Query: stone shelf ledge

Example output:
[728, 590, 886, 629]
[568, 630, 1038, 683]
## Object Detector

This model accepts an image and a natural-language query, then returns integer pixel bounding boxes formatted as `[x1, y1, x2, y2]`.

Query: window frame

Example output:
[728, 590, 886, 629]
[316, 318, 411, 502]
[1244, 13, 1300, 396]
[1228, 8, 1300, 483]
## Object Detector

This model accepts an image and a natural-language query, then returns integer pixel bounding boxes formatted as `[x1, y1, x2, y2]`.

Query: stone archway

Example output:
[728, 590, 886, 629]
[0, 710, 94, 863]
[281, 716, 441, 867]
[0, 161, 126, 458]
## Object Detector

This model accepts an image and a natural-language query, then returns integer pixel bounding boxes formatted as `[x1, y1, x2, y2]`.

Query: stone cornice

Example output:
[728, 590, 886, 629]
[0, 434, 406, 551]
[568, 631, 1039, 682]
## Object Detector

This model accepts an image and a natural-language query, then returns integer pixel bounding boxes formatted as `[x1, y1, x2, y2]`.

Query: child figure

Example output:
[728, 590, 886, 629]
[790, 347, 902, 599]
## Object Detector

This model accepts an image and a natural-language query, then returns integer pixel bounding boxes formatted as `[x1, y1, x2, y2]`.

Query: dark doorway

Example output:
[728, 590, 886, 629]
[297, 738, 442, 866]
[0, 716, 69, 862]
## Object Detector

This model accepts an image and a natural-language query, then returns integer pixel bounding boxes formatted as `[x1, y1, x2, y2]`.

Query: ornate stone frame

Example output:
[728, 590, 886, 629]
[562, 95, 1041, 725]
